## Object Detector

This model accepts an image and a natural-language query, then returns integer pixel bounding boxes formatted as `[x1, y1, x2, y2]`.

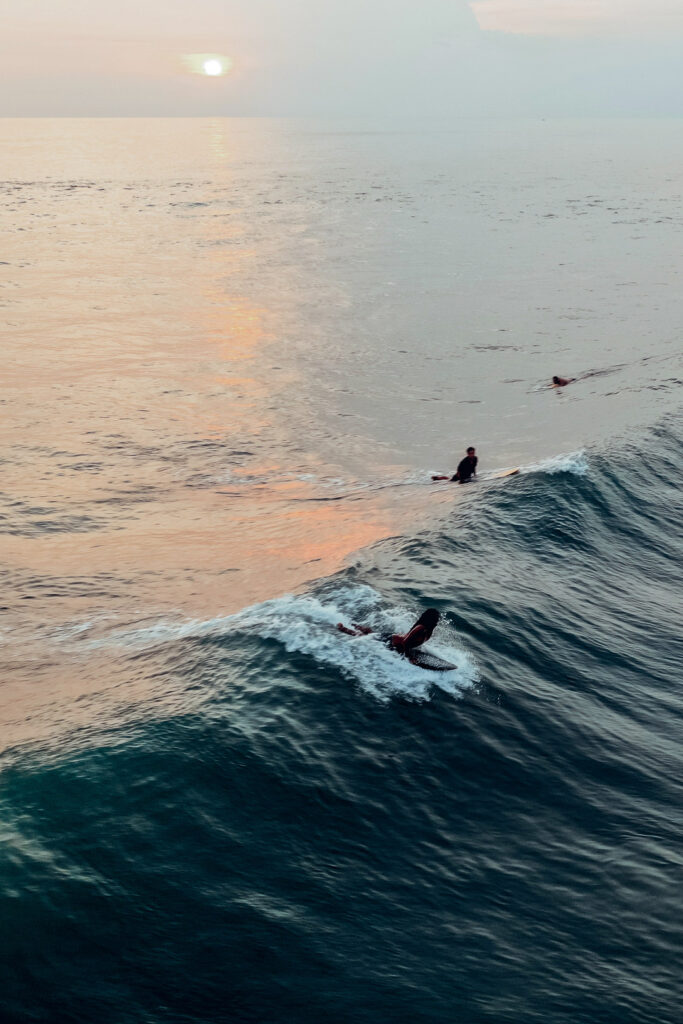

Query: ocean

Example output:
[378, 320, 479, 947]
[1, 117, 682, 1023]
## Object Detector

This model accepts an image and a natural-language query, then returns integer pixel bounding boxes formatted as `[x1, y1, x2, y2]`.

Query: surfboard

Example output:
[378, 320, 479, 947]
[411, 649, 457, 672]
[339, 630, 457, 672]
[434, 468, 520, 483]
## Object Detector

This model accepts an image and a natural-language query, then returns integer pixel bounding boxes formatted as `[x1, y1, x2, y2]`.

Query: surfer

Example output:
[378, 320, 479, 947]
[432, 446, 478, 484]
[552, 375, 575, 387]
[337, 608, 440, 662]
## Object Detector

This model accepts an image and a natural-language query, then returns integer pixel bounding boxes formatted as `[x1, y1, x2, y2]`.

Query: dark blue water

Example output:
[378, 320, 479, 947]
[2, 417, 681, 1024]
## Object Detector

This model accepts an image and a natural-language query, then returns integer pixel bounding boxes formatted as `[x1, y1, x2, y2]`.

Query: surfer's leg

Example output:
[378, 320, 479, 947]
[337, 622, 374, 636]
[337, 623, 357, 636]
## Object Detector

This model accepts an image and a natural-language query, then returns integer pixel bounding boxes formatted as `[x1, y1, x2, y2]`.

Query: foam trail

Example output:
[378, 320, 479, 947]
[90, 584, 478, 703]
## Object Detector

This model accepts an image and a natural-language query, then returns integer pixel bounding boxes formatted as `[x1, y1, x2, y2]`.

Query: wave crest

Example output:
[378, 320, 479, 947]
[97, 584, 478, 704]
[522, 450, 588, 476]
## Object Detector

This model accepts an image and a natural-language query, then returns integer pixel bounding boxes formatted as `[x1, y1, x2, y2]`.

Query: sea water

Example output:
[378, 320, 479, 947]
[1, 118, 681, 1023]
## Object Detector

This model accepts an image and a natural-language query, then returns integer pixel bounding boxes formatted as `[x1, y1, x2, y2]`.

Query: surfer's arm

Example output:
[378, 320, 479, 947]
[393, 625, 427, 654]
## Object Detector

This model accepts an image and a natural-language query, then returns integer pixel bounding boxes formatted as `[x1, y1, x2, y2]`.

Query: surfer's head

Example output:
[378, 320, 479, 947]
[552, 376, 561, 385]
[467, 446, 475, 455]
[417, 608, 440, 636]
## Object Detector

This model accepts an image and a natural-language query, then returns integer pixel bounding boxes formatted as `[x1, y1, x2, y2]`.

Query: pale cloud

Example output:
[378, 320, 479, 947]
[470, 0, 683, 37]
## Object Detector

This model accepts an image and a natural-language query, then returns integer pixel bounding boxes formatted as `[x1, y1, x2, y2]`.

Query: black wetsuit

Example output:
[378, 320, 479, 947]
[451, 454, 477, 483]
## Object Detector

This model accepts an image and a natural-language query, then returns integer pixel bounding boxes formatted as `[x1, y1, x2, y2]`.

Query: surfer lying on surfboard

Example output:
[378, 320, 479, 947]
[337, 608, 440, 662]
[432, 446, 478, 483]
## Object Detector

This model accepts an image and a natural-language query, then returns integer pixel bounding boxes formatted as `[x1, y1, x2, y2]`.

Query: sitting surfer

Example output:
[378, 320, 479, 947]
[432, 446, 478, 484]
[552, 375, 575, 387]
[337, 608, 440, 663]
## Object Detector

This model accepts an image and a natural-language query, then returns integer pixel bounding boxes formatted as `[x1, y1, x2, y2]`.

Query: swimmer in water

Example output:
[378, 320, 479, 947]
[552, 375, 575, 387]
[337, 608, 440, 662]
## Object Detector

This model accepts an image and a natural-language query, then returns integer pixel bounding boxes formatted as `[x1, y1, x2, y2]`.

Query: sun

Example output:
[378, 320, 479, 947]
[203, 59, 223, 76]
[182, 53, 233, 77]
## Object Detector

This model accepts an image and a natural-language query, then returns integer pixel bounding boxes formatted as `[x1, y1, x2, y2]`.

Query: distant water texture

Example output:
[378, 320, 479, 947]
[1, 118, 682, 1024]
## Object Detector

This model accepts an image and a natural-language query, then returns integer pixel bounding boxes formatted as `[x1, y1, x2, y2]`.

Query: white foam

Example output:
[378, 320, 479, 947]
[95, 584, 477, 703]
[522, 449, 588, 476]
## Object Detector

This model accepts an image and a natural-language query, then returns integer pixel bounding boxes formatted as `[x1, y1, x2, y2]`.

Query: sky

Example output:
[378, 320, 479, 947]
[2, 0, 682, 116]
